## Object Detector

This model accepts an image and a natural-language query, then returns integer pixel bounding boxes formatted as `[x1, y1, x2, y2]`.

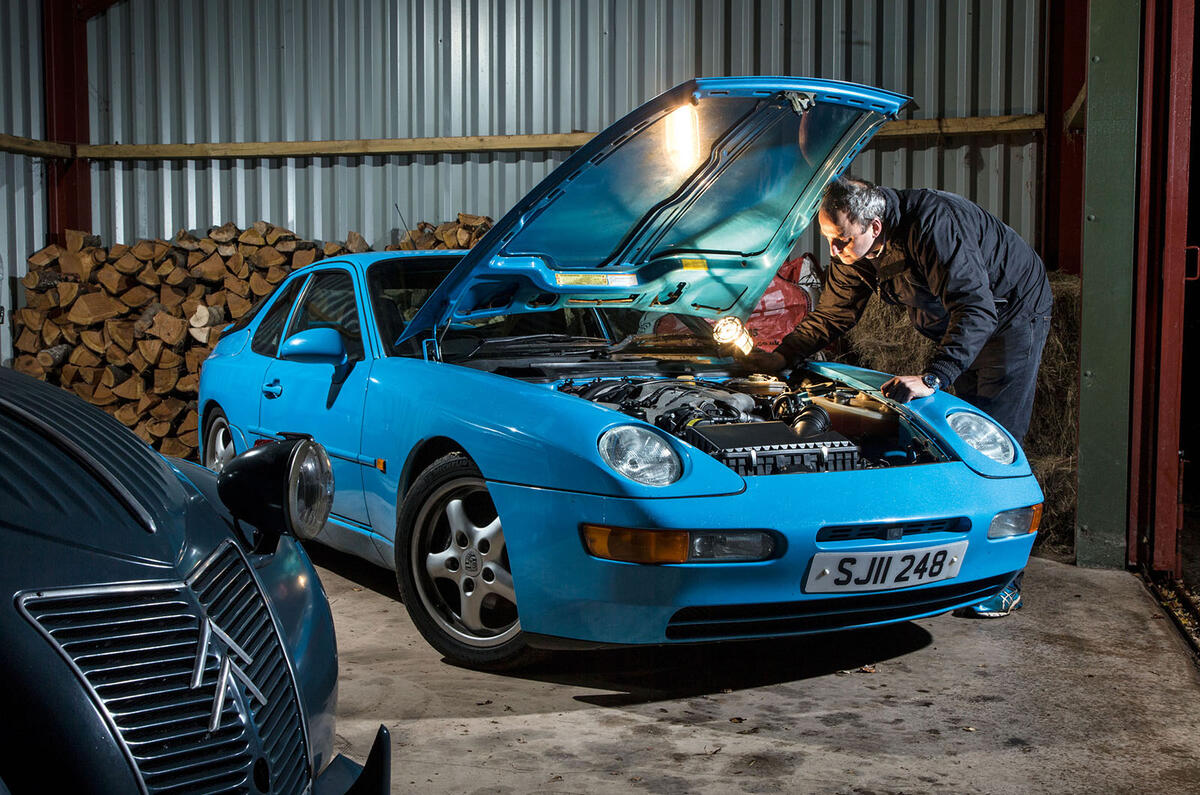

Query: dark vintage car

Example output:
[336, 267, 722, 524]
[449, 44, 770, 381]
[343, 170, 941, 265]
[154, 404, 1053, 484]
[0, 367, 388, 794]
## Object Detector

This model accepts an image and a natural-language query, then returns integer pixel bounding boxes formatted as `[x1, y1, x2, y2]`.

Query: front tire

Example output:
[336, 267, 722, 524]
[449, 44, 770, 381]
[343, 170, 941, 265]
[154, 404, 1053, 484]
[395, 454, 535, 668]
[202, 407, 236, 473]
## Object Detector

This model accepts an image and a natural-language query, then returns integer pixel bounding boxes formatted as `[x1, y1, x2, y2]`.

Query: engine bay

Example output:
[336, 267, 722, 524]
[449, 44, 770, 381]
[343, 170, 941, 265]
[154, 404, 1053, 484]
[559, 373, 947, 475]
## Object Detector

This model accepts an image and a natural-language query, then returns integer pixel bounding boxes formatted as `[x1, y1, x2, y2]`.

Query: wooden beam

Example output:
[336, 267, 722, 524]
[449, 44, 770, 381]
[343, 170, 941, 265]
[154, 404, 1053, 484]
[76, 132, 599, 161]
[0, 133, 73, 159]
[6, 113, 1048, 164]
[874, 113, 1046, 138]
[1064, 84, 1088, 132]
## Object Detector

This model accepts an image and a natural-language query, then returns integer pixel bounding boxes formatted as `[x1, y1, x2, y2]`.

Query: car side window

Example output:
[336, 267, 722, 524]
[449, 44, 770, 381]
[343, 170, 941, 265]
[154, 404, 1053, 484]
[367, 256, 461, 356]
[286, 270, 365, 360]
[250, 279, 304, 357]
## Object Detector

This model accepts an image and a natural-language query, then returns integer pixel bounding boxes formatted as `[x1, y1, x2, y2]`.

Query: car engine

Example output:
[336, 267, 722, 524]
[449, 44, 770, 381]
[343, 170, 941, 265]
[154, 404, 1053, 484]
[560, 373, 942, 475]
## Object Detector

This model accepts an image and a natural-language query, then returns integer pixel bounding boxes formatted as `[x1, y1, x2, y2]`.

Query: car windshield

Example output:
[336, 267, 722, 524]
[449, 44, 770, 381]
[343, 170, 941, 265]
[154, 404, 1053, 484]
[439, 308, 719, 362]
[370, 256, 721, 360]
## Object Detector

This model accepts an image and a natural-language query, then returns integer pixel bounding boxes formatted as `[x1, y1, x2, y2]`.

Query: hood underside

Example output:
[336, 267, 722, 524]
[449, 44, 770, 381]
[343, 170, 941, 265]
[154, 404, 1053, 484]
[402, 76, 910, 343]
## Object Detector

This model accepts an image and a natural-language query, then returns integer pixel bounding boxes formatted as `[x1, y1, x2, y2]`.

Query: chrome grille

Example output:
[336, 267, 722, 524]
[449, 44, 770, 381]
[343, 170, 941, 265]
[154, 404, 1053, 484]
[19, 543, 311, 794]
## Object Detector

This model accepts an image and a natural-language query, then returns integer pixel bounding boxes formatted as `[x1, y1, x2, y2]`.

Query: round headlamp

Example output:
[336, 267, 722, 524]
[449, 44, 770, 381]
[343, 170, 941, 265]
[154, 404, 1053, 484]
[286, 440, 335, 539]
[598, 426, 682, 486]
[218, 437, 335, 548]
[947, 411, 1016, 464]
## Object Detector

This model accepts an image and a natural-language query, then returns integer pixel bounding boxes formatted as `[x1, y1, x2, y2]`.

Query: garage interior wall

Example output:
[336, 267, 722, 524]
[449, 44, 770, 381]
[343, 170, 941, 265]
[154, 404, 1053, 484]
[79, 0, 1042, 258]
[0, 0, 47, 364]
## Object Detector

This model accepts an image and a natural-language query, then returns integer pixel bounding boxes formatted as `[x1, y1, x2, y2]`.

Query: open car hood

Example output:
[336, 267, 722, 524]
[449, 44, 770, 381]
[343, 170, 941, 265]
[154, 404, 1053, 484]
[400, 76, 909, 345]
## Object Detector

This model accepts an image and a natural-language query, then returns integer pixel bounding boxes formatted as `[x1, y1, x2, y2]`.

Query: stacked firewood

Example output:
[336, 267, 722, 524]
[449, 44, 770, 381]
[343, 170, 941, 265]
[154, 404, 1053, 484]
[11, 213, 493, 460]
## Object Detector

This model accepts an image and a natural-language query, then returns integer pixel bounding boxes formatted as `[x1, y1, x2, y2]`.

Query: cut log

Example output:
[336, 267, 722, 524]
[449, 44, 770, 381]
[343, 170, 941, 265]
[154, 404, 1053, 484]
[59, 322, 79, 345]
[175, 373, 200, 393]
[178, 410, 199, 434]
[225, 251, 248, 279]
[128, 349, 150, 373]
[133, 302, 167, 335]
[22, 268, 63, 291]
[137, 338, 164, 366]
[113, 375, 146, 401]
[185, 347, 212, 373]
[16, 307, 45, 331]
[159, 284, 187, 310]
[87, 383, 118, 407]
[80, 329, 108, 355]
[106, 346, 130, 367]
[205, 291, 227, 309]
[224, 273, 251, 297]
[137, 394, 162, 415]
[163, 262, 189, 286]
[209, 222, 239, 243]
[114, 403, 140, 426]
[174, 229, 202, 250]
[41, 318, 63, 346]
[76, 366, 102, 385]
[249, 272, 273, 296]
[323, 241, 344, 257]
[36, 343, 73, 369]
[182, 297, 203, 319]
[28, 244, 62, 268]
[136, 262, 161, 287]
[152, 368, 180, 395]
[177, 429, 200, 448]
[113, 251, 143, 275]
[120, 285, 158, 308]
[55, 281, 81, 307]
[68, 345, 102, 367]
[198, 237, 218, 255]
[68, 292, 126, 325]
[12, 356, 45, 378]
[159, 348, 183, 369]
[147, 418, 173, 437]
[276, 239, 297, 254]
[150, 397, 186, 421]
[24, 291, 53, 311]
[133, 419, 154, 444]
[105, 319, 136, 352]
[131, 239, 168, 262]
[217, 242, 236, 258]
[59, 363, 79, 384]
[96, 265, 131, 295]
[191, 253, 226, 283]
[101, 364, 132, 389]
[189, 303, 227, 328]
[346, 230, 369, 253]
[252, 246, 286, 270]
[159, 437, 192, 457]
[265, 264, 288, 284]
[188, 326, 218, 345]
[238, 227, 266, 246]
[149, 312, 189, 346]
[15, 327, 41, 354]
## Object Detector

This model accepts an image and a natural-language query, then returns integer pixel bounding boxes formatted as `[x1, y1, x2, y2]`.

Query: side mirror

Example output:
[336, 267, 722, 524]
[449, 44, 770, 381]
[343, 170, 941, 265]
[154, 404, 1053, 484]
[217, 438, 334, 552]
[280, 327, 349, 366]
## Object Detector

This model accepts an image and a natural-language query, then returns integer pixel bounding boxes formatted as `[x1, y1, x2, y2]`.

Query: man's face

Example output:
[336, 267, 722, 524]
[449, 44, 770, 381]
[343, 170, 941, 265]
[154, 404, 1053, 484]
[818, 208, 883, 264]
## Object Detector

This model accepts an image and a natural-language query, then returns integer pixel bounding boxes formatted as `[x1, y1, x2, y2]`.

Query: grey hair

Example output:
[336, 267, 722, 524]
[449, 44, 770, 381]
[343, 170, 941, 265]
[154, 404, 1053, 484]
[820, 177, 886, 227]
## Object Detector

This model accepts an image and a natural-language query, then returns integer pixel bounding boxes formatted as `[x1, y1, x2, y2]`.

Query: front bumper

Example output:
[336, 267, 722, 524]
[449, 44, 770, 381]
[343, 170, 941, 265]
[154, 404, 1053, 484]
[490, 462, 1041, 645]
[313, 725, 390, 795]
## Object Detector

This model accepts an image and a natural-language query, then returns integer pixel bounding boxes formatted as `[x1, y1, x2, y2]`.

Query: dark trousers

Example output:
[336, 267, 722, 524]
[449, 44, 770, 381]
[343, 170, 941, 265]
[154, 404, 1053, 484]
[953, 312, 1051, 444]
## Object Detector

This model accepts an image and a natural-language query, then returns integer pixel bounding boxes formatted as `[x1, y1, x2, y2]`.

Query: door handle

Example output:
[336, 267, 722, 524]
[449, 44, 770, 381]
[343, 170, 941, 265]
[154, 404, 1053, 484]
[262, 380, 283, 399]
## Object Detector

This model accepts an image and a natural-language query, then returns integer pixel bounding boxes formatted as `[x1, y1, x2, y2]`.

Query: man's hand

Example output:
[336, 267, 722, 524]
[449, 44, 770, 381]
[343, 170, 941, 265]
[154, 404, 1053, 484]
[744, 350, 786, 373]
[881, 374, 935, 402]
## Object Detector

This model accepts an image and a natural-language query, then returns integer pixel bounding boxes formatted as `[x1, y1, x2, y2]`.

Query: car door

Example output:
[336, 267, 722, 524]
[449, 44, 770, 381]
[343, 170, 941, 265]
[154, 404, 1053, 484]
[258, 266, 373, 527]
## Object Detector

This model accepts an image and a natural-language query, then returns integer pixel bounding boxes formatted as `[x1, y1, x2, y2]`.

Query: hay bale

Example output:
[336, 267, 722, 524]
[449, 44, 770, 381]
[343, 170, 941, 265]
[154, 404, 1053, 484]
[1029, 454, 1077, 556]
[842, 297, 935, 375]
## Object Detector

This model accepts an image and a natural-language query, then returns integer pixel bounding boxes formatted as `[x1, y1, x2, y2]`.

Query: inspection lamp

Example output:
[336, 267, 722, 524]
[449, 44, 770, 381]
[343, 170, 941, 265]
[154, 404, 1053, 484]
[712, 316, 754, 355]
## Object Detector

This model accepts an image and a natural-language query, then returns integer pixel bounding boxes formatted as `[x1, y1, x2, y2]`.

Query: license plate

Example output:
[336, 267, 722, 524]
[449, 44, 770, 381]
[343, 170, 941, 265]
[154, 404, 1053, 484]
[804, 541, 969, 593]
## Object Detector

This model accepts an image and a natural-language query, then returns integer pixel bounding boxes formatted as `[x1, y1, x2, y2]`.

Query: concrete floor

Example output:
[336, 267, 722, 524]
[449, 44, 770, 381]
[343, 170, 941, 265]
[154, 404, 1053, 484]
[314, 551, 1200, 794]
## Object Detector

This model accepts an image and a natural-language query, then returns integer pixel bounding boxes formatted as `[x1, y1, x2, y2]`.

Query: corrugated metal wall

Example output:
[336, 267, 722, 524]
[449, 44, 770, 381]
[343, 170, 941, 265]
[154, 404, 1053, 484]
[84, 0, 1043, 256]
[0, 0, 46, 362]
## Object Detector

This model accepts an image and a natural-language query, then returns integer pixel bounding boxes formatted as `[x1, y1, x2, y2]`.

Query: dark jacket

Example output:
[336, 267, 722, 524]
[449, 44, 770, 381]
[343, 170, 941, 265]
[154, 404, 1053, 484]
[774, 187, 1052, 385]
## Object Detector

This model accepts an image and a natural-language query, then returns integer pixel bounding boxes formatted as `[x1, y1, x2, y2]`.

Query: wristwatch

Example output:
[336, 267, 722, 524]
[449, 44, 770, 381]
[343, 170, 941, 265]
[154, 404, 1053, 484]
[921, 373, 942, 391]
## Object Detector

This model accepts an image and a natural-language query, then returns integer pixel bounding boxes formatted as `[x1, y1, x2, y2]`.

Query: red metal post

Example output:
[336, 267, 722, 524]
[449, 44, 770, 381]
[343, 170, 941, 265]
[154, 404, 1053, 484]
[42, 0, 92, 242]
[1043, 1, 1088, 275]
[1130, 0, 1195, 576]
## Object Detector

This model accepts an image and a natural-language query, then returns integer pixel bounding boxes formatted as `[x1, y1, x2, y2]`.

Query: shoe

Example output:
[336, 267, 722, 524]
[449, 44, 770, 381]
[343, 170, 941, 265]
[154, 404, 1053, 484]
[955, 580, 1023, 619]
